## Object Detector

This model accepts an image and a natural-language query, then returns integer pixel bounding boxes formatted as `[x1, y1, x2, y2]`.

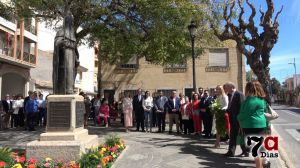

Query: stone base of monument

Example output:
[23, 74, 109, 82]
[26, 95, 98, 161]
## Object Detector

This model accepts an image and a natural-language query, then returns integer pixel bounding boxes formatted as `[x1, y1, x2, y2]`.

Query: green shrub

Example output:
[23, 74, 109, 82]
[105, 134, 121, 148]
[0, 147, 13, 165]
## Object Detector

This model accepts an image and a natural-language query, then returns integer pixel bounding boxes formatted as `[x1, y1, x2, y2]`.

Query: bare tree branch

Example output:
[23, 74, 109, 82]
[274, 5, 283, 24]
[259, 5, 265, 26]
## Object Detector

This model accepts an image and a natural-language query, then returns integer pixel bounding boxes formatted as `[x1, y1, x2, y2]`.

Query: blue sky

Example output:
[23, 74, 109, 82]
[243, 0, 300, 83]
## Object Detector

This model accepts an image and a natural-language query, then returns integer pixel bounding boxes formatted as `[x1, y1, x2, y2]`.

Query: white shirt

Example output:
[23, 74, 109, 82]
[12, 99, 24, 114]
[143, 96, 153, 111]
[217, 95, 229, 110]
[173, 98, 176, 108]
[138, 95, 142, 101]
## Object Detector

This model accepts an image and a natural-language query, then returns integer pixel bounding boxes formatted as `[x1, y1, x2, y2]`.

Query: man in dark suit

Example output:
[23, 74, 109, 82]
[133, 88, 145, 132]
[165, 91, 181, 134]
[1, 94, 13, 129]
[154, 91, 168, 133]
[223, 82, 249, 157]
[200, 90, 214, 138]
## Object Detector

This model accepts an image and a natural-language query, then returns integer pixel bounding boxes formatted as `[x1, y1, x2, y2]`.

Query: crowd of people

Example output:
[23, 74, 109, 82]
[0, 91, 47, 131]
[0, 80, 271, 168]
[112, 81, 271, 168]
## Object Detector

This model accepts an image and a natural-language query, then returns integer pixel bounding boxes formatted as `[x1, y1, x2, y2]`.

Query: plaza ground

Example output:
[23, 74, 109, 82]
[1, 112, 288, 168]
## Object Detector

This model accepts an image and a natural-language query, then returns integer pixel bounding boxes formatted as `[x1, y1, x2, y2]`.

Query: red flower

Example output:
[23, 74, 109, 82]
[107, 155, 113, 161]
[16, 156, 26, 163]
[0, 161, 6, 167]
[27, 164, 36, 168]
[110, 147, 116, 153]
[28, 158, 37, 164]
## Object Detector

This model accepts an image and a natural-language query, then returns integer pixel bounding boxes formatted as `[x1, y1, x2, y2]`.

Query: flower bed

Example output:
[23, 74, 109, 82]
[0, 134, 125, 168]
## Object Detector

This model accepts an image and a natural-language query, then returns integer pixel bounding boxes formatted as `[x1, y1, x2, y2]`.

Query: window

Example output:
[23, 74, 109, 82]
[163, 61, 187, 73]
[157, 89, 175, 98]
[208, 48, 228, 67]
[123, 90, 138, 99]
[118, 56, 138, 69]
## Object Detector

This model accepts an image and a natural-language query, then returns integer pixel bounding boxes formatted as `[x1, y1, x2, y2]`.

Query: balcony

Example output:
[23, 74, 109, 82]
[0, 46, 36, 68]
[16, 23, 37, 43]
[24, 24, 36, 35]
[163, 63, 187, 73]
[0, 46, 14, 57]
[23, 52, 36, 64]
[0, 16, 17, 32]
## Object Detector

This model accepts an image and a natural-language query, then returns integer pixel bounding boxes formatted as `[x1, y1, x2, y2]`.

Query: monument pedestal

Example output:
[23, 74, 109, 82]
[26, 95, 98, 161]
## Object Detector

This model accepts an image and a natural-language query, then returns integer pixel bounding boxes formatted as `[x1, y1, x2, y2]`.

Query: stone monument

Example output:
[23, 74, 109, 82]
[26, 1, 98, 161]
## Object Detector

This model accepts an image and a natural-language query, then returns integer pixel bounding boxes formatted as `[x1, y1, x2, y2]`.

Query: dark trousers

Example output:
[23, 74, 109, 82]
[228, 117, 248, 155]
[152, 110, 157, 127]
[201, 111, 213, 136]
[182, 119, 193, 134]
[156, 112, 166, 131]
[135, 112, 144, 131]
[11, 114, 19, 128]
[18, 110, 25, 127]
[27, 112, 37, 131]
[179, 113, 183, 132]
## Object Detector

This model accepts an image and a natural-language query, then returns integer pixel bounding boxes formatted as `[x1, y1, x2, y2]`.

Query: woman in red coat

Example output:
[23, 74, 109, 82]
[98, 99, 110, 127]
[192, 93, 202, 135]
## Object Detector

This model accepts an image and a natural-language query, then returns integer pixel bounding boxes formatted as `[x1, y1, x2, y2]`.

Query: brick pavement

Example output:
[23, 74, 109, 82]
[0, 123, 284, 168]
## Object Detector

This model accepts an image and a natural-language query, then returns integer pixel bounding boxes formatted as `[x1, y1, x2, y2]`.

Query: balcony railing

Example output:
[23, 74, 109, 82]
[24, 25, 36, 35]
[163, 63, 187, 73]
[23, 52, 36, 64]
[0, 46, 14, 57]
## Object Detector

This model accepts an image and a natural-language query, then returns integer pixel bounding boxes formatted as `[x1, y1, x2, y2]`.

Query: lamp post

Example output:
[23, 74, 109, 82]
[288, 58, 297, 89]
[188, 21, 197, 92]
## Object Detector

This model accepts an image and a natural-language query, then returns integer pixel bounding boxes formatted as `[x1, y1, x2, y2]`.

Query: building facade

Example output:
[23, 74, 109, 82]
[0, 15, 38, 98]
[96, 41, 246, 102]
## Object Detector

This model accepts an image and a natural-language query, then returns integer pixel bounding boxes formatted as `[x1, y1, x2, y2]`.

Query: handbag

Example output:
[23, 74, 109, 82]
[264, 105, 279, 121]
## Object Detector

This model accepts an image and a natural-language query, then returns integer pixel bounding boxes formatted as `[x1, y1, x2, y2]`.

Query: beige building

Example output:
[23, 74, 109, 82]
[0, 14, 38, 98]
[95, 42, 246, 102]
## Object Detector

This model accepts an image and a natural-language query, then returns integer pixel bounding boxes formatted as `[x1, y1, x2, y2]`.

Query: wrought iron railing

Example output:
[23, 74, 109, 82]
[24, 24, 36, 35]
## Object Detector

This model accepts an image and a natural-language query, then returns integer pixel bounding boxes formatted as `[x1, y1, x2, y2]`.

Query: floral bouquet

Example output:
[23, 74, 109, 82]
[209, 99, 227, 137]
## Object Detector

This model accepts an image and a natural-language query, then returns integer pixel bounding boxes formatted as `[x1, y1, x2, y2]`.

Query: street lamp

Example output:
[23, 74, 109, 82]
[288, 58, 297, 89]
[188, 20, 197, 92]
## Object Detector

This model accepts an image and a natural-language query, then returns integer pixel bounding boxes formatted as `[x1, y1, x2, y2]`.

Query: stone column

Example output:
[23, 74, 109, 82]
[0, 76, 2, 98]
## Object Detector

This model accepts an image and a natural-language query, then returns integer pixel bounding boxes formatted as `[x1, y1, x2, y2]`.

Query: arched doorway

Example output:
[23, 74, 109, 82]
[1, 73, 26, 98]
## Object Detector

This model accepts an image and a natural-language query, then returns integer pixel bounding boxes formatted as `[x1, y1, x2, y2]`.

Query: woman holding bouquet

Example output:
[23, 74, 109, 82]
[214, 85, 229, 148]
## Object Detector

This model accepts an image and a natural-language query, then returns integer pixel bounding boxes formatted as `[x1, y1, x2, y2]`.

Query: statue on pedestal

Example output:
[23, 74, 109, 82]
[52, 1, 79, 94]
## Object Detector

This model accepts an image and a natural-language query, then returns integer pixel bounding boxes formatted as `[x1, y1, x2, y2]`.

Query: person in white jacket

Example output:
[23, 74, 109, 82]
[12, 94, 24, 128]
[143, 91, 154, 133]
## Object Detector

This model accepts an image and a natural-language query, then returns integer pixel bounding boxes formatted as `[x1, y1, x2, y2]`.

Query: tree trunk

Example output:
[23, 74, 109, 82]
[97, 43, 103, 98]
[251, 65, 271, 104]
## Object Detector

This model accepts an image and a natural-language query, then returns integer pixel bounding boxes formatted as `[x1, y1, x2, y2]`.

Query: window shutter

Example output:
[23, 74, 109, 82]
[209, 49, 228, 67]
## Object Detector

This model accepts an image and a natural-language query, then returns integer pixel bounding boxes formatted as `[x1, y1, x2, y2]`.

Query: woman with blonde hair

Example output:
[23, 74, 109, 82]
[214, 85, 230, 148]
[238, 81, 267, 168]
[122, 93, 133, 132]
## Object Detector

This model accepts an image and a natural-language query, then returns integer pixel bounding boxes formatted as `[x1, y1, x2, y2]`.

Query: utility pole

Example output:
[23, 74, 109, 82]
[289, 58, 297, 89]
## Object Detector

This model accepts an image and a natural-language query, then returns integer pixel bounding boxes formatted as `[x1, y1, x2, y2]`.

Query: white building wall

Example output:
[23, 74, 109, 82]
[78, 45, 95, 93]
[293, 74, 300, 89]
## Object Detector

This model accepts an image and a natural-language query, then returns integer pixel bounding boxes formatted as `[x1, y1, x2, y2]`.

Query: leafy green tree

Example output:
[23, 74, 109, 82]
[271, 77, 281, 95]
[1, 0, 219, 95]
